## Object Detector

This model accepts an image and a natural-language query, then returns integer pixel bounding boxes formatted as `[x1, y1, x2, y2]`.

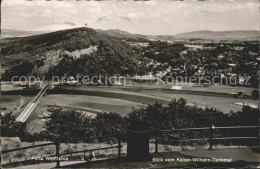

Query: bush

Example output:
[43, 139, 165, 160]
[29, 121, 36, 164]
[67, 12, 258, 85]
[0, 107, 7, 110]
[44, 107, 94, 143]
[92, 112, 125, 143]
[64, 145, 74, 154]
[251, 89, 259, 99]
[1, 112, 30, 139]
[14, 151, 24, 158]
[126, 98, 259, 146]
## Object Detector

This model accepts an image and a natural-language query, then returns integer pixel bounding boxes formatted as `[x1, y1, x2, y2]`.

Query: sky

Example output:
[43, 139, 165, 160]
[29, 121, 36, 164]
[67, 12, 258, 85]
[1, 0, 259, 35]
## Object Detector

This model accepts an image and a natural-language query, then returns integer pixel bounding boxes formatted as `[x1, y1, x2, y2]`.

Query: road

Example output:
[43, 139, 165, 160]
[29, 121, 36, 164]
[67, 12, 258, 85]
[16, 83, 50, 123]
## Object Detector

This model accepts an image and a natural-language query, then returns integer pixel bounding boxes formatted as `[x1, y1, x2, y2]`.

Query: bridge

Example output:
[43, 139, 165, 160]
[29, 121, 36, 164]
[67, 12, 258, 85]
[16, 83, 50, 123]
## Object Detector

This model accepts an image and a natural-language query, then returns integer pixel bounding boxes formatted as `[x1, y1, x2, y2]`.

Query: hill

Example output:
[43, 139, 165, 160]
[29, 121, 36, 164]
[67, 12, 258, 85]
[2, 28, 258, 42]
[96, 29, 259, 41]
[93, 29, 260, 41]
[96, 29, 147, 39]
[1, 27, 148, 80]
[96, 29, 175, 42]
[174, 30, 259, 40]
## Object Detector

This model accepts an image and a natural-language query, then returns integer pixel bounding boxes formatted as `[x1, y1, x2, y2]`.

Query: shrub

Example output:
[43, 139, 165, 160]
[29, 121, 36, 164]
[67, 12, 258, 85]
[251, 89, 259, 99]
[14, 151, 24, 158]
[1, 112, 29, 139]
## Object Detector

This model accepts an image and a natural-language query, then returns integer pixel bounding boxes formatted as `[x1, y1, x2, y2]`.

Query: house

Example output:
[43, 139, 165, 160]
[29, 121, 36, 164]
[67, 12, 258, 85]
[218, 54, 224, 59]
[180, 50, 187, 55]
[228, 63, 237, 67]
[234, 46, 244, 51]
[134, 73, 156, 80]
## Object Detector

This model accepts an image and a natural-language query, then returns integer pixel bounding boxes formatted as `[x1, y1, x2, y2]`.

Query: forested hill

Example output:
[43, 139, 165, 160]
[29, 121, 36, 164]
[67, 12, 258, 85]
[1, 27, 148, 80]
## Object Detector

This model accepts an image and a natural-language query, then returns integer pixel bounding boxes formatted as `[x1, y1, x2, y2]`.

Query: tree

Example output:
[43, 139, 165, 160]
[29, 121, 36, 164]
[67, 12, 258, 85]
[44, 108, 93, 143]
[251, 89, 259, 99]
[1, 112, 28, 138]
[92, 113, 125, 143]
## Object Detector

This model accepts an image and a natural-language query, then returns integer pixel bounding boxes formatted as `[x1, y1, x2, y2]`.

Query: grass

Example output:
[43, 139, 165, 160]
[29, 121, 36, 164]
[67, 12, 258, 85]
[1, 94, 147, 133]
[0, 95, 33, 115]
[2, 137, 121, 165]
[60, 148, 260, 168]
[2, 137, 257, 166]
[140, 89, 259, 113]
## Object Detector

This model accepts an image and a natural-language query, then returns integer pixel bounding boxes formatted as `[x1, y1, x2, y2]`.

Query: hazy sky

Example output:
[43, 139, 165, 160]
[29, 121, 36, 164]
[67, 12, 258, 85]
[2, 0, 259, 35]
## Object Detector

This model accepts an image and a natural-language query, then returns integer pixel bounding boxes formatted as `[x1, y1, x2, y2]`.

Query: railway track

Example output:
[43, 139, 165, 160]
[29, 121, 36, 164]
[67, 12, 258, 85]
[16, 83, 50, 123]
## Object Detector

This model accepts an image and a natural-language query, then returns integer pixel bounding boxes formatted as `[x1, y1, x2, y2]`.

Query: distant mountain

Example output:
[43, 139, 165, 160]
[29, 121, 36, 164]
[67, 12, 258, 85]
[96, 29, 177, 44]
[146, 35, 175, 42]
[1, 29, 46, 39]
[96, 29, 259, 41]
[174, 30, 259, 40]
[32, 22, 79, 32]
[92, 15, 137, 34]
[1, 22, 79, 39]
[3, 26, 258, 41]
[1, 27, 148, 80]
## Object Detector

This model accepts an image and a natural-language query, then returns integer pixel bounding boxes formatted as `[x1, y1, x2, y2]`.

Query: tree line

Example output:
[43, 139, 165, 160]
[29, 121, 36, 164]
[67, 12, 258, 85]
[1, 98, 259, 146]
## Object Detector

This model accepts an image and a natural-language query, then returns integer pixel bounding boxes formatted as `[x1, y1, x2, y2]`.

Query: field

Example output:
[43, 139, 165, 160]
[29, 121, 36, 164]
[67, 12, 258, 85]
[1, 94, 147, 133]
[132, 83, 256, 95]
[140, 89, 259, 113]
[0, 95, 33, 114]
[41, 94, 146, 116]
[50, 86, 259, 113]
[1, 83, 258, 134]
